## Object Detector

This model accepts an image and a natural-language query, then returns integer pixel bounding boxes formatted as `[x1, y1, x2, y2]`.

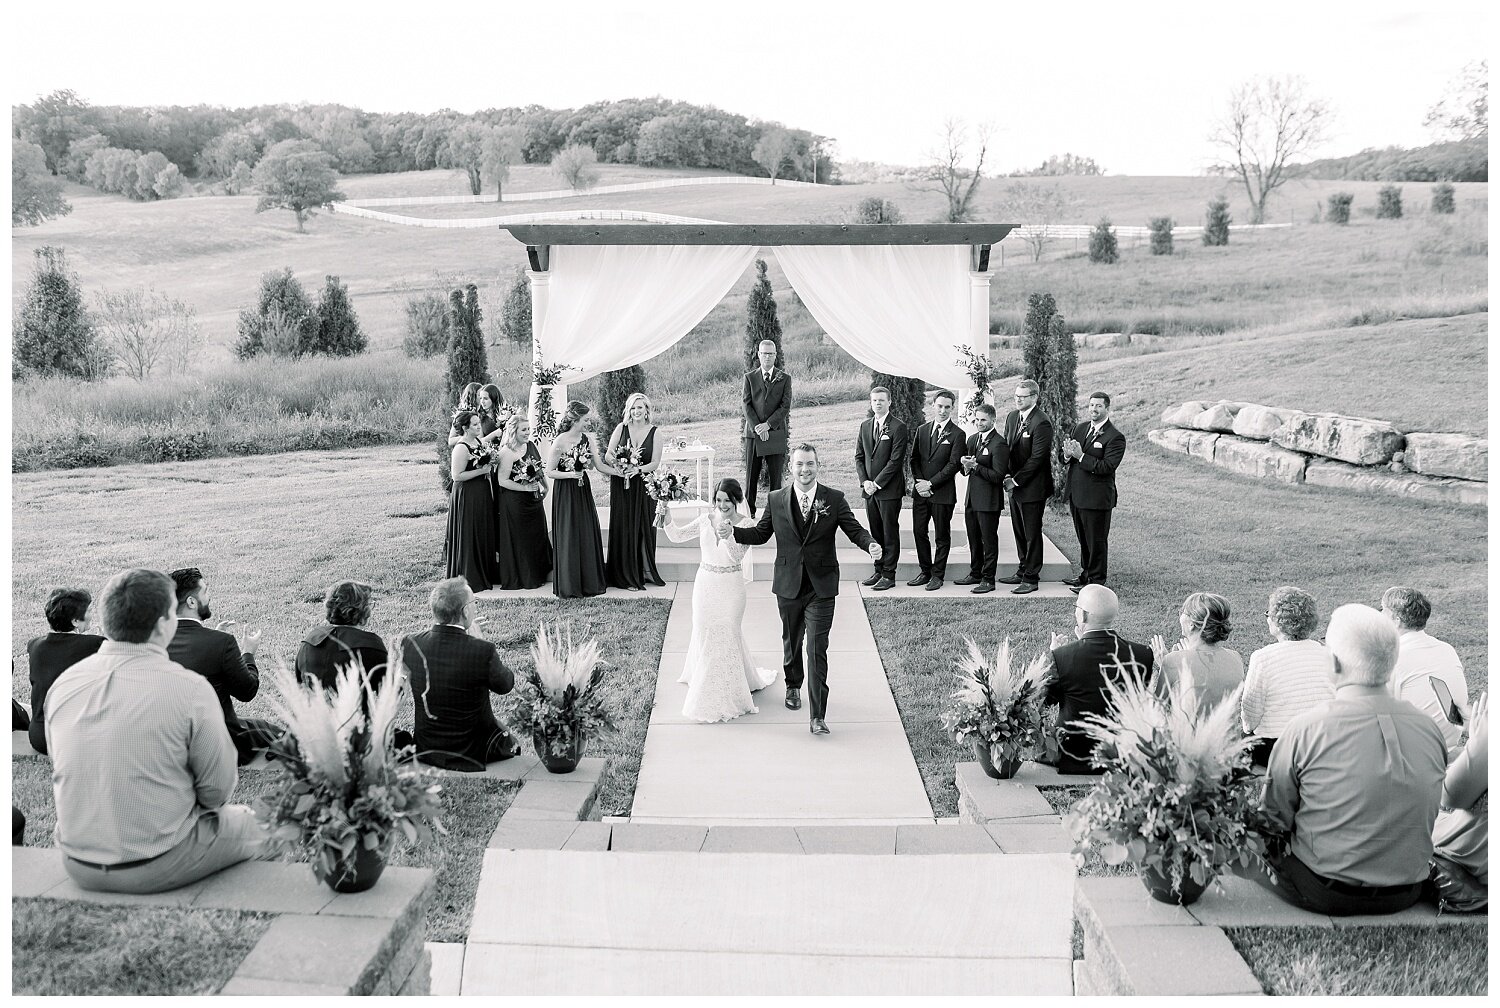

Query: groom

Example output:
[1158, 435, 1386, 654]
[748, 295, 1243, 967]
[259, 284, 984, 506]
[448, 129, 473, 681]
[724, 444, 880, 735]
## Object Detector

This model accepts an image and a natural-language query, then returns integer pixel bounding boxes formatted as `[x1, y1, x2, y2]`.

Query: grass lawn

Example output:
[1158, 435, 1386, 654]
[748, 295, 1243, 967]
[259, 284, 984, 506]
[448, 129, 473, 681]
[1224, 925, 1488, 996]
[12, 898, 272, 995]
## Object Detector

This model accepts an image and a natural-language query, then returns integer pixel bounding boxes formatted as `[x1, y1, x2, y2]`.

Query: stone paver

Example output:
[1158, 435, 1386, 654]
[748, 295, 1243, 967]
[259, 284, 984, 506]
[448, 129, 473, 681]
[955, 763, 1058, 822]
[488, 817, 580, 850]
[219, 977, 349, 996]
[524, 756, 606, 783]
[795, 825, 898, 855]
[1186, 874, 1334, 928]
[701, 826, 804, 854]
[233, 913, 393, 991]
[986, 822, 1073, 854]
[1075, 876, 1198, 930]
[426, 942, 465, 997]
[562, 822, 614, 851]
[894, 824, 1000, 854]
[1102, 924, 1263, 996]
[508, 779, 599, 818]
[191, 861, 336, 914]
[11, 845, 70, 897]
[426, 753, 539, 781]
[609, 824, 707, 852]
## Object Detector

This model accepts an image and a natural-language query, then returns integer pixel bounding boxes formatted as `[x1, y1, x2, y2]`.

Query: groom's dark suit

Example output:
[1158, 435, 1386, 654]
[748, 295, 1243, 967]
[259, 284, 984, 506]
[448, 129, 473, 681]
[733, 483, 874, 721]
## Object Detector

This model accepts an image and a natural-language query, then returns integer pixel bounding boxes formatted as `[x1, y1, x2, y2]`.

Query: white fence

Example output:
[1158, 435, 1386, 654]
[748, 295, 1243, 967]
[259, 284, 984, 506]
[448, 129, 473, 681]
[329, 204, 728, 229]
[343, 175, 823, 208]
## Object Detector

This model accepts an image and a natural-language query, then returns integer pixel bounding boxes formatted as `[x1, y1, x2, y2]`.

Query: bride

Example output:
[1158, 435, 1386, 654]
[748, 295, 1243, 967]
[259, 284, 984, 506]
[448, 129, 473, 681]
[663, 477, 777, 722]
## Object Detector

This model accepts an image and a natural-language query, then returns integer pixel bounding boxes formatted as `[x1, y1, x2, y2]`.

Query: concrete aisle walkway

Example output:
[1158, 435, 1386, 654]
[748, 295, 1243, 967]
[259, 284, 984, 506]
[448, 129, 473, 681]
[628, 579, 934, 825]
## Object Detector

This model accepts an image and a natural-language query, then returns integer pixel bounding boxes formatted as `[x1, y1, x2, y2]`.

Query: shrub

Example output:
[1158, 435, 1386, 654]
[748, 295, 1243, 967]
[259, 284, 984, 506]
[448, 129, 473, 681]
[94, 287, 200, 380]
[855, 197, 903, 223]
[1377, 185, 1403, 219]
[499, 267, 533, 348]
[1202, 197, 1231, 246]
[402, 292, 450, 358]
[13, 247, 111, 380]
[1327, 192, 1354, 225]
[235, 268, 314, 359]
[1088, 217, 1119, 264]
[1022, 292, 1057, 383]
[310, 275, 366, 357]
[1431, 183, 1456, 214]
[1148, 217, 1174, 255]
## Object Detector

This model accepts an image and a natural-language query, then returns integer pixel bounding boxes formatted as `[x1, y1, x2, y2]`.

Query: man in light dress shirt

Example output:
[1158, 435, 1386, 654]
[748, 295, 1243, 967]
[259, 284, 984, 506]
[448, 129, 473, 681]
[48, 568, 267, 894]
[1380, 586, 1469, 755]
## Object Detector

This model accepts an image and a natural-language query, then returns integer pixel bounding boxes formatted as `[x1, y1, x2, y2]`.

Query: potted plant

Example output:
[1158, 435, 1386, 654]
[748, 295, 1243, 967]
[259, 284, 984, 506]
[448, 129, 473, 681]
[255, 658, 443, 894]
[511, 622, 615, 773]
[1062, 670, 1274, 905]
[940, 638, 1049, 780]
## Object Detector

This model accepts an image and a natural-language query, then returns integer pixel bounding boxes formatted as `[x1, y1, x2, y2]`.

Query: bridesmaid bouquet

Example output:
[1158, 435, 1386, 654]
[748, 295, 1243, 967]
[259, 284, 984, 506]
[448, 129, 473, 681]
[510, 456, 544, 493]
[610, 444, 641, 483]
[645, 469, 692, 527]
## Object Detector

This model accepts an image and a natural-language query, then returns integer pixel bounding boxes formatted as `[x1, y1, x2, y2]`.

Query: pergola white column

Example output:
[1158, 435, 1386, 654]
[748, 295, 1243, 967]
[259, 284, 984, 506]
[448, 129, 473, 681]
[969, 268, 995, 360]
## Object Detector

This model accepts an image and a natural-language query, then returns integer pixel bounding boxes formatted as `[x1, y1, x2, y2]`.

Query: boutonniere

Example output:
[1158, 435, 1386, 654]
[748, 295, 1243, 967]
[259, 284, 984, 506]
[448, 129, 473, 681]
[810, 500, 831, 524]
[768, 370, 781, 382]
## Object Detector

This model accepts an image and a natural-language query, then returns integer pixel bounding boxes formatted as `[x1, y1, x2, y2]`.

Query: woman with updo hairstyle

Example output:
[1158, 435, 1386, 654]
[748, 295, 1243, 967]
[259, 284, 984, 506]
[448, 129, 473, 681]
[1151, 592, 1244, 712]
[296, 580, 389, 693]
[444, 410, 501, 593]
[545, 401, 606, 598]
[494, 414, 552, 590]
[603, 392, 666, 591]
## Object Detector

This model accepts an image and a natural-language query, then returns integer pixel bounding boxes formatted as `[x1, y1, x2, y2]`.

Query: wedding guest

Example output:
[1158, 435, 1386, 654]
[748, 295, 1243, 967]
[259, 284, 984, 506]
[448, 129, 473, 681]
[855, 386, 909, 592]
[167, 567, 282, 766]
[742, 339, 791, 516]
[1430, 691, 1487, 912]
[1241, 586, 1334, 767]
[1045, 585, 1154, 774]
[12, 807, 23, 846]
[445, 411, 502, 593]
[50, 568, 267, 894]
[494, 415, 552, 590]
[604, 392, 666, 591]
[295, 580, 389, 692]
[908, 389, 966, 592]
[1381, 586, 1469, 755]
[1151, 592, 1244, 711]
[12, 698, 28, 732]
[1001, 379, 1054, 595]
[401, 578, 521, 771]
[546, 401, 607, 598]
[1258, 604, 1446, 916]
[954, 404, 1007, 593]
[26, 587, 105, 755]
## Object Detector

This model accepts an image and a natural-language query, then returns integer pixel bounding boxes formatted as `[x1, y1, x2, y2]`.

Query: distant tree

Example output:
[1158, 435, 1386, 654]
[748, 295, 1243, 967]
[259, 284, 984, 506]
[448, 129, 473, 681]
[551, 144, 601, 191]
[1431, 183, 1456, 214]
[235, 268, 315, 359]
[598, 365, 647, 431]
[1148, 216, 1174, 254]
[743, 259, 785, 370]
[481, 125, 526, 199]
[13, 247, 111, 379]
[1377, 185, 1403, 219]
[252, 139, 345, 232]
[61, 133, 109, 182]
[1209, 75, 1333, 224]
[445, 284, 489, 404]
[1088, 217, 1119, 264]
[94, 287, 201, 379]
[134, 151, 173, 200]
[441, 122, 489, 195]
[402, 291, 450, 358]
[499, 267, 533, 348]
[752, 126, 799, 182]
[996, 181, 1078, 262]
[198, 127, 261, 179]
[1041, 313, 1078, 511]
[15, 89, 97, 175]
[915, 118, 991, 223]
[855, 197, 903, 223]
[1018, 153, 1105, 176]
[13, 142, 71, 226]
[1424, 60, 1487, 142]
[1327, 192, 1353, 224]
[1021, 292, 1057, 383]
[226, 160, 254, 195]
[1203, 197, 1232, 246]
[311, 275, 366, 356]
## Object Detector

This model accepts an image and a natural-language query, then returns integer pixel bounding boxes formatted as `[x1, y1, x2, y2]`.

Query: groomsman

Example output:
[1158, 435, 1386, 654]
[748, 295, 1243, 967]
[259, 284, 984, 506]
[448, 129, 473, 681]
[1001, 379, 1054, 595]
[742, 339, 792, 516]
[1061, 391, 1126, 592]
[908, 389, 966, 591]
[954, 404, 1007, 593]
[855, 386, 909, 591]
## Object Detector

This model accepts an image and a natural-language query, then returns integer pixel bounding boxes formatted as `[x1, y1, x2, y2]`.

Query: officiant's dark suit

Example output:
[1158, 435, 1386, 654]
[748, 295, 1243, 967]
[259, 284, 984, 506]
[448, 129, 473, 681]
[909, 416, 967, 585]
[733, 482, 874, 723]
[1003, 394, 1054, 589]
[742, 365, 791, 515]
[961, 422, 1008, 586]
[854, 413, 909, 584]
[168, 619, 282, 766]
[1046, 630, 1154, 774]
[1063, 417, 1126, 587]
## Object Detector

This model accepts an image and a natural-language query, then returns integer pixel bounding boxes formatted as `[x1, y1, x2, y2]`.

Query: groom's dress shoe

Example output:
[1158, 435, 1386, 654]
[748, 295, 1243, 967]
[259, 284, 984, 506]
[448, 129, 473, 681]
[871, 577, 895, 591]
[1011, 582, 1039, 595]
[907, 573, 930, 587]
[954, 574, 980, 586]
[925, 578, 943, 592]
[809, 718, 830, 735]
[784, 688, 802, 711]
[860, 573, 882, 587]
[998, 575, 1024, 585]
[970, 581, 995, 594]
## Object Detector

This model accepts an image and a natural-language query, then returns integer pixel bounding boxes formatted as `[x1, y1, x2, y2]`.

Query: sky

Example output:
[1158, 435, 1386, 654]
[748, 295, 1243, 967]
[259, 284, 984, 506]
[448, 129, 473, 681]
[7, 1, 1490, 175]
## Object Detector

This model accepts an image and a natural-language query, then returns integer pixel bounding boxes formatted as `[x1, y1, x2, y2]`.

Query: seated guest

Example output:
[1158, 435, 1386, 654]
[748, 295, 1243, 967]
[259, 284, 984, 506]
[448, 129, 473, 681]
[167, 567, 281, 765]
[13, 698, 29, 732]
[1241, 586, 1334, 767]
[1381, 586, 1469, 756]
[1430, 691, 1487, 912]
[48, 568, 266, 894]
[1258, 603, 1447, 916]
[401, 578, 522, 771]
[1045, 585, 1155, 774]
[1152, 592, 1244, 711]
[296, 580, 389, 692]
[12, 806, 23, 846]
[27, 588, 106, 755]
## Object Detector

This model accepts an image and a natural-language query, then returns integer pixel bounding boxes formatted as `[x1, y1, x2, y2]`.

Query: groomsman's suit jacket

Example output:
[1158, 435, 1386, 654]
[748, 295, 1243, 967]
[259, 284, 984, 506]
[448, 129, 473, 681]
[742, 367, 792, 458]
[734, 485, 874, 598]
[1064, 420, 1126, 510]
[854, 415, 910, 501]
[911, 419, 967, 505]
[1004, 408, 1055, 503]
[964, 427, 1008, 511]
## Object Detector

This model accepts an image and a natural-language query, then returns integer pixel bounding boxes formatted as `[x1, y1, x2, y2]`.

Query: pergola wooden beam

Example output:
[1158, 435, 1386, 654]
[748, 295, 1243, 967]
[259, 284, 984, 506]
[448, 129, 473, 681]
[502, 223, 1015, 247]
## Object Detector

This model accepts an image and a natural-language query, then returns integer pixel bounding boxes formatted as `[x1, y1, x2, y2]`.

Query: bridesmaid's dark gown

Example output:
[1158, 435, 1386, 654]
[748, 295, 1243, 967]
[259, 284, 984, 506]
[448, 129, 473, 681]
[606, 425, 666, 590]
[497, 443, 553, 590]
[445, 444, 501, 593]
[551, 438, 607, 599]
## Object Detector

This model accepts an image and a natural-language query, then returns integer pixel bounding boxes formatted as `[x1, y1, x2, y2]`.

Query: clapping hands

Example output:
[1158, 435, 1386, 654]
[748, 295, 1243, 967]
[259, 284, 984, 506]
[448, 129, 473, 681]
[1149, 634, 1185, 665]
[1049, 631, 1071, 651]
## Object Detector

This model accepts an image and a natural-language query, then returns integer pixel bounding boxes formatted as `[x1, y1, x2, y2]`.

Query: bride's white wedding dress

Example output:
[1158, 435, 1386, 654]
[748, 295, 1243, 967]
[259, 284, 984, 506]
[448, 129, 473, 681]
[664, 513, 777, 723]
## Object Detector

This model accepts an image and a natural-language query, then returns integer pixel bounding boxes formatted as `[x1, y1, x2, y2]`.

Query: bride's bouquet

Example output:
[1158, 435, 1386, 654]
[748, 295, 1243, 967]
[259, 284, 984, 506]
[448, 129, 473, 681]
[645, 469, 692, 527]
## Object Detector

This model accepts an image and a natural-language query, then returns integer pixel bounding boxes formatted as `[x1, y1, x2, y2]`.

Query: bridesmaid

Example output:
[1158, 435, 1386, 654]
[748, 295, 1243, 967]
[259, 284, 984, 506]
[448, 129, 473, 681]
[494, 415, 552, 590]
[444, 411, 501, 593]
[604, 393, 666, 591]
[545, 401, 607, 599]
[448, 383, 505, 450]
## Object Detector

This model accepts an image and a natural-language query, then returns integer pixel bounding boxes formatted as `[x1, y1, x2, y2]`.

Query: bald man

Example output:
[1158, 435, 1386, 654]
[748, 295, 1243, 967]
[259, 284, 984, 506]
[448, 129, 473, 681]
[1044, 585, 1154, 774]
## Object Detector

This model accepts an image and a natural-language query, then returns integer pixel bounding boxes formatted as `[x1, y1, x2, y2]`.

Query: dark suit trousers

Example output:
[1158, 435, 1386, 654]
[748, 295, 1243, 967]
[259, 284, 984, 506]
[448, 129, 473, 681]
[230, 717, 284, 766]
[745, 449, 785, 512]
[1010, 498, 1046, 583]
[865, 497, 901, 577]
[964, 508, 1000, 582]
[1070, 505, 1112, 585]
[912, 497, 954, 578]
[778, 579, 836, 721]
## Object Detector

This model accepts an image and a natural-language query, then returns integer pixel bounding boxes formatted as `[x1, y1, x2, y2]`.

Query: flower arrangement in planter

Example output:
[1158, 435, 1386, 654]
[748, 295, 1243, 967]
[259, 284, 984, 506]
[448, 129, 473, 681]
[254, 657, 443, 893]
[1062, 670, 1274, 905]
[510, 622, 616, 773]
[940, 637, 1050, 779]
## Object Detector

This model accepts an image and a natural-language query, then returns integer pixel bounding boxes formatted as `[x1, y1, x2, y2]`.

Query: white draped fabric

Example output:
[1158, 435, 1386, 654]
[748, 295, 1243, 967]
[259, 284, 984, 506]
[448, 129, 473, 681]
[773, 244, 977, 394]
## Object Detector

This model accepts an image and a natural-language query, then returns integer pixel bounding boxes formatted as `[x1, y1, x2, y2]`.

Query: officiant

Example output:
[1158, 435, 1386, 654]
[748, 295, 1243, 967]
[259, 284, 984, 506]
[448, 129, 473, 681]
[742, 339, 792, 517]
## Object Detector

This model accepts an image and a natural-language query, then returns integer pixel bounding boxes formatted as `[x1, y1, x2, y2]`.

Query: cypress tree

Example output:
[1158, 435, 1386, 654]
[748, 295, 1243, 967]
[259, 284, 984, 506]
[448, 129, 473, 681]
[13, 246, 110, 379]
[1148, 217, 1174, 255]
[743, 258, 784, 370]
[445, 284, 488, 404]
[1202, 197, 1231, 246]
[500, 266, 533, 348]
[1042, 313, 1078, 511]
[234, 267, 314, 359]
[598, 364, 647, 433]
[1022, 292, 1057, 383]
[1088, 217, 1119, 264]
[312, 275, 367, 356]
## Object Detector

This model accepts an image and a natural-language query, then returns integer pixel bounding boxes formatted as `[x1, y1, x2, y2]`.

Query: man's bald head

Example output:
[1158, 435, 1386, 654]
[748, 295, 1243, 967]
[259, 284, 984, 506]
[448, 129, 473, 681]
[1076, 584, 1119, 628]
